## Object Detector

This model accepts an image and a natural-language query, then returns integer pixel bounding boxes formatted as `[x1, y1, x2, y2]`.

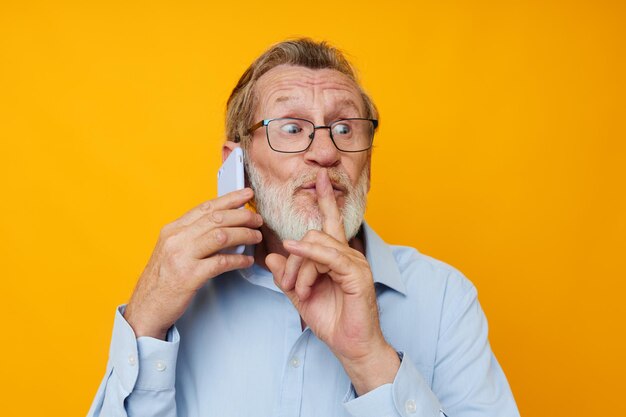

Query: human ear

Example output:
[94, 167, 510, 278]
[222, 141, 240, 162]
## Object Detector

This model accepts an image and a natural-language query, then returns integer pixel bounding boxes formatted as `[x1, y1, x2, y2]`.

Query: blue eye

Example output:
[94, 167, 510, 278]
[281, 123, 302, 134]
[332, 123, 351, 136]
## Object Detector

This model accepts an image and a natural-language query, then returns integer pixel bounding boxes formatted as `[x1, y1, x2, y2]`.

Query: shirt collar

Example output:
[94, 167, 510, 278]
[362, 222, 407, 295]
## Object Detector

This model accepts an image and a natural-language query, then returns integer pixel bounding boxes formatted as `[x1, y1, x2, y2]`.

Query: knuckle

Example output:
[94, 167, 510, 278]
[216, 253, 228, 267]
[203, 258, 220, 277]
[329, 247, 341, 256]
[159, 223, 175, 238]
[206, 254, 229, 277]
[176, 258, 192, 275]
[200, 201, 214, 212]
[211, 210, 224, 224]
[250, 229, 262, 242]
[161, 233, 180, 252]
[212, 229, 228, 245]
[337, 253, 352, 268]
[304, 229, 321, 241]
[164, 252, 188, 274]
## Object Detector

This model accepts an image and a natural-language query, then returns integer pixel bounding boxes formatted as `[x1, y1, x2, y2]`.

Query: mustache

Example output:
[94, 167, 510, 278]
[290, 169, 352, 192]
[243, 157, 355, 198]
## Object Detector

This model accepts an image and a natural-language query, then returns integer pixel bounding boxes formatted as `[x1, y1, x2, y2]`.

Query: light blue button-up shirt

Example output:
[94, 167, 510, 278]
[87, 223, 519, 417]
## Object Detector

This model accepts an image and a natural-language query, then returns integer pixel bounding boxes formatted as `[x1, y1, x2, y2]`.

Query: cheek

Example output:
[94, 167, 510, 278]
[272, 160, 302, 183]
[248, 142, 299, 182]
[343, 157, 369, 185]
[248, 138, 272, 171]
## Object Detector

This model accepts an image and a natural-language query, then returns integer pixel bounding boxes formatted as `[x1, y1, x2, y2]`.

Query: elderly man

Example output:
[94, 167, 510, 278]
[88, 39, 519, 417]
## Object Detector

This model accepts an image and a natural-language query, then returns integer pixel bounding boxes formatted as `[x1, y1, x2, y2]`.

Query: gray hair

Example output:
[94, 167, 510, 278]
[225, 38, 378, 149]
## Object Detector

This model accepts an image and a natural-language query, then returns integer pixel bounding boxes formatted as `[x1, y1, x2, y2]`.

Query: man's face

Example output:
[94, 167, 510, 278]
[246, 64, 371, 241]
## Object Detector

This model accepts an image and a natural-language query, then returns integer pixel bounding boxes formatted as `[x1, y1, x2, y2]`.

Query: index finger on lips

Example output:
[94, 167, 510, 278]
[316, 169, 347, 243]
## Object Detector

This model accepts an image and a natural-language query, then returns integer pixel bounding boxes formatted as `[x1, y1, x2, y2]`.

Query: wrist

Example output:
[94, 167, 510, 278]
[123, 304, 169, 340]
[340, 342, 400, 396]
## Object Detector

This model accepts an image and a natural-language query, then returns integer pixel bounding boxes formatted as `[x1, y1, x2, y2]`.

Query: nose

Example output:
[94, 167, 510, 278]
[303, 126, 341, 168]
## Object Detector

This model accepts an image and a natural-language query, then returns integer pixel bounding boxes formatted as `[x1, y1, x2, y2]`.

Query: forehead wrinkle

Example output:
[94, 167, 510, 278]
[260, 71, 357, 101]
[255, 66, 364, 118]
[333, 98, 361, 115]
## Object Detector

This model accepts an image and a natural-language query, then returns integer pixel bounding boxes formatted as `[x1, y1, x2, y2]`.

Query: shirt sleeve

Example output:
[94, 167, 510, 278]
[342, 352, 444, 417]
[431, 283, 520, 417]
[86, 305, 180, 417]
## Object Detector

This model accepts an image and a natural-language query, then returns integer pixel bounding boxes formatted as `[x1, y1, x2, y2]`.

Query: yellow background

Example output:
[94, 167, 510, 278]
[1, 1, 624, 416]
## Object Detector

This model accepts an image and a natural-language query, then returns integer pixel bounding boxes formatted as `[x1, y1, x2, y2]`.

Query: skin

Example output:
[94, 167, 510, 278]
[124, 65, 400, 396]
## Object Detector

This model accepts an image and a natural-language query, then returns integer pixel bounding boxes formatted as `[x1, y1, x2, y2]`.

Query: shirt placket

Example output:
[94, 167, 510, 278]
[277, 303, 312, 417]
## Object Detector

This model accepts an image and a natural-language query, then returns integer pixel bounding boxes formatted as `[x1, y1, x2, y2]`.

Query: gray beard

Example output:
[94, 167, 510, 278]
[245, 159, 369, 242]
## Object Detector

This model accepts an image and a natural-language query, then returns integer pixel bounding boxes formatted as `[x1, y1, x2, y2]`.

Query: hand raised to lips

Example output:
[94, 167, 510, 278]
[266, 168, 400, 396]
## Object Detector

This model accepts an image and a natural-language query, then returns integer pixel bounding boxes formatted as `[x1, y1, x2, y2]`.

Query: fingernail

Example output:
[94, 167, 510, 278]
[284, 240, 298, 247]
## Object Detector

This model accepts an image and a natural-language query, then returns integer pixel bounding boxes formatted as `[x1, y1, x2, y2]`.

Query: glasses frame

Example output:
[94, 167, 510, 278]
[247, 117, 378, 153]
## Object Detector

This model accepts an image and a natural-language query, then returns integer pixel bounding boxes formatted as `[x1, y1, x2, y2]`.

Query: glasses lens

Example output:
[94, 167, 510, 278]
[267, 118, 314, 152]
[331, 119, 374, 151]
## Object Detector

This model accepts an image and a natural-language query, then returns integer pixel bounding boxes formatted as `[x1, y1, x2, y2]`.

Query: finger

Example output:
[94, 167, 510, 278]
[266, 253, 301, 306]
[283, 228, 343, 292]
[192, 253, 255, 287]
[294, 260, 326, 301]
[316, 169, 346, 243]
[266, 253, 286, 285]
[178, 188, 254, 226]
[300, 229, 354, 255]
[284, 240, 354, 278]
[282, 253, 306, 291]
[211, 187, 255, 211]
[192, 226, 262, 258]
[188, 208, 263, 237]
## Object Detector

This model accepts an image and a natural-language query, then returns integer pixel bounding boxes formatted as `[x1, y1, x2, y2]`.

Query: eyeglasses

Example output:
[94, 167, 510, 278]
[247, 117, 378, 153]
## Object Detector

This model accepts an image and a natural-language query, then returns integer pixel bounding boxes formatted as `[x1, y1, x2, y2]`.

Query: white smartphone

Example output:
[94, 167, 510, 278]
[217, 147, 246, 254]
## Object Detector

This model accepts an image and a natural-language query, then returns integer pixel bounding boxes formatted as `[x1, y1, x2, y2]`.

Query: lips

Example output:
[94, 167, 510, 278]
[299, 181, 346, 194]
[296, 181, 346, 202]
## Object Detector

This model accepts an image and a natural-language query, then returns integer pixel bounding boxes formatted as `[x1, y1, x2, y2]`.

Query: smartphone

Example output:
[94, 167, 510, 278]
[217, 147, 246, 254]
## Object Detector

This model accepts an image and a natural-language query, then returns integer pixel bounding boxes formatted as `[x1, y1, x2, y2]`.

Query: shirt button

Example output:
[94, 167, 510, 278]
[289, 357, 301, 368]
[405, 399, 417, 414]
[128, 355, 136, 366]
[155, 360, 167, 371]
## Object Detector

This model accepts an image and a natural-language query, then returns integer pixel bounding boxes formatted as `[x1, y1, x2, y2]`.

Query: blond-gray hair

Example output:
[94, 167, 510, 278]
[225, 38, 378, 148]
